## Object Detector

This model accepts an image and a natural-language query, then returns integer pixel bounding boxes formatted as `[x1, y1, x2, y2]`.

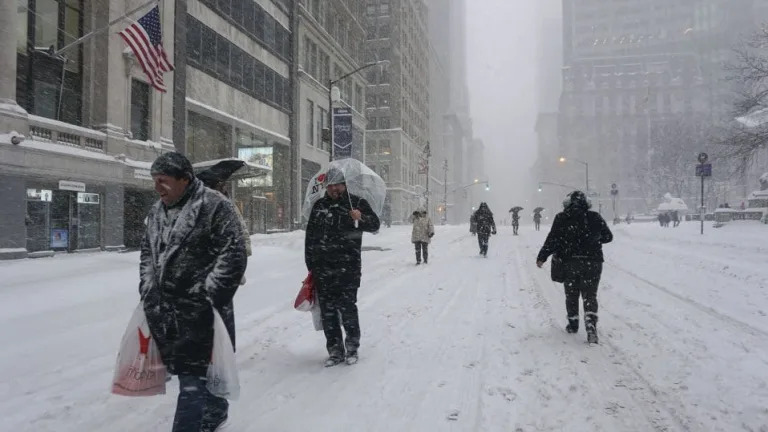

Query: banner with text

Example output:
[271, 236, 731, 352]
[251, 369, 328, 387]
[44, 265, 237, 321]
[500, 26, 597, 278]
[332, 107, 353, 160]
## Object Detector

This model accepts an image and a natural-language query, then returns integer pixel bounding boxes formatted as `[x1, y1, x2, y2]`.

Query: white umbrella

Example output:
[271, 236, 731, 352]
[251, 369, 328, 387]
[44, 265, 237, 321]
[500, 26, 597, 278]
[302, 159, 387, 224]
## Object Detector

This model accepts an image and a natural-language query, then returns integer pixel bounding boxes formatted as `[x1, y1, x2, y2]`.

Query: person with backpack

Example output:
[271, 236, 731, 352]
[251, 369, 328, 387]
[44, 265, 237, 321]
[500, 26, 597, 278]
[535, 191, 613, 344]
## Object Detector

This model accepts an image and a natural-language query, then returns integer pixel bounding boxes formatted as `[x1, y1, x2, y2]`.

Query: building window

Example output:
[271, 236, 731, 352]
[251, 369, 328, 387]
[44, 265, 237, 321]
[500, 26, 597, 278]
[355, 84, 363, 112]
[130, 79, 151, 141]
[366, 139, 378, 155]
[187, 111, 233, 163]
[380, 139, 391, 155]
[306, 100, 315, 146]
[318, 107, 329, 152]
[19, 0, 84, 124]
[381, 165, 390, 181]
[187, 16, 290, 112]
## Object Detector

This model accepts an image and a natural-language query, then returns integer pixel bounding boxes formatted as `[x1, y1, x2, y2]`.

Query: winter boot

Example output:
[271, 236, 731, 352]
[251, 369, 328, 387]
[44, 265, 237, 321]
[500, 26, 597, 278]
[586, 323, 598, 344]
[565, 318, 579, 334]
[345, 351, 359, 365]
[324, 355, 344, 367]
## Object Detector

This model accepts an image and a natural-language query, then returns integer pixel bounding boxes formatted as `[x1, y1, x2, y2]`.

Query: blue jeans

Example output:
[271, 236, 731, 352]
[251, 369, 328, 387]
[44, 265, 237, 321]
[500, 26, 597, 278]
[172, 376, 229, 432]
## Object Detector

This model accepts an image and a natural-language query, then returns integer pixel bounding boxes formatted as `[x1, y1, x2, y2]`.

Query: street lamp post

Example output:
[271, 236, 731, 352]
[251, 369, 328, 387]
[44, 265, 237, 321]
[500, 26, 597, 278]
[328, 61, 388, 162]
[559, 156, 589, 193]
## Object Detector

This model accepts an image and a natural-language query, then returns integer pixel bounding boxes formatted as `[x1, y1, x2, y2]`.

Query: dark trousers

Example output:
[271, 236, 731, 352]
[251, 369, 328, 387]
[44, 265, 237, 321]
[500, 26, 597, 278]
[477, 232, 490, 255]
[317, 284, 360, 358]
[414, 241, 428, 263]
[512, 222, 519, 235]
[563, 260, 602, 328]
[172, 376, 229, 432]
[534, 221, 541, 231]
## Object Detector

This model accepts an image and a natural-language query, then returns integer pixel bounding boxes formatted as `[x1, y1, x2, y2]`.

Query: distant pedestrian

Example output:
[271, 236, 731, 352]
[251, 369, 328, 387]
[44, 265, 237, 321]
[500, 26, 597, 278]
[536, 191, 612, 344]
[533, 212, 542, 231]
[411, 209, 434, 265]
[472, 202, 497, 257]
[511, 211, 520, 235]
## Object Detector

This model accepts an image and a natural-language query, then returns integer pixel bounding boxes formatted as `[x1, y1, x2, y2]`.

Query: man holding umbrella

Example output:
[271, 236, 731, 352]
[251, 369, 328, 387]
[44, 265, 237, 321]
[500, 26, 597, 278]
[305, 166, 381, 367]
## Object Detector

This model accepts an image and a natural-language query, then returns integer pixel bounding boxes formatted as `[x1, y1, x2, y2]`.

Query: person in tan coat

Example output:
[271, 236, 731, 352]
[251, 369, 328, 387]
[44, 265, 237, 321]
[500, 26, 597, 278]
[411, 210, 435, 264]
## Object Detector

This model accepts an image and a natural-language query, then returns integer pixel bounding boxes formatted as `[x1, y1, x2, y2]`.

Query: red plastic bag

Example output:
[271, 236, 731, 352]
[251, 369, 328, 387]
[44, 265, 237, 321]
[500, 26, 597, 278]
[294, 272, 315, 311]
[111, 303, 167, 397]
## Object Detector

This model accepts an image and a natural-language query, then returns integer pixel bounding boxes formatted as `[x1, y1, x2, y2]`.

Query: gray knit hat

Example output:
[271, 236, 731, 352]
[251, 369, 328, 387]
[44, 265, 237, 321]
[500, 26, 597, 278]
[150, 152, 194, 180]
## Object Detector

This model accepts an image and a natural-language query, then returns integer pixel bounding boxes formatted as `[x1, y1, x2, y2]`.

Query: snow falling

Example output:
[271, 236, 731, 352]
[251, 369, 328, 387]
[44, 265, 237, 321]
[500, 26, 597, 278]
[2, 224, 768, 431]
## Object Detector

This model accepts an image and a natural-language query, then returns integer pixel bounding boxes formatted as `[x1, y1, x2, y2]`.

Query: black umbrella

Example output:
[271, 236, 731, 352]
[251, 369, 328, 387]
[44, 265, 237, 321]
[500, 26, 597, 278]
[509, 206, 523, 213]
[533, 207, 544, 213]
[196, 159, 246, 188]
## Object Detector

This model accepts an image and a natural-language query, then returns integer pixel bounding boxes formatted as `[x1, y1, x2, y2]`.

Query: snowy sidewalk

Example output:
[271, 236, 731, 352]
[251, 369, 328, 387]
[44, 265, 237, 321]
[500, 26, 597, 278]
[1, 224, 767, 431]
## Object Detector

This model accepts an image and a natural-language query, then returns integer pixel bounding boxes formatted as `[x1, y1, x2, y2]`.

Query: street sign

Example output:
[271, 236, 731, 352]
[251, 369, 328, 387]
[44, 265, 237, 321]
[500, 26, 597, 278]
[696, 163, 712, 177]
[698, 152, 709, 164]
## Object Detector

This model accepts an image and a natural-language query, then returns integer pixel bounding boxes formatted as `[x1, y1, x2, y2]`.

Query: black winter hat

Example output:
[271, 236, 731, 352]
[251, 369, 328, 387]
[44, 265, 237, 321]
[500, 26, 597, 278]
[150, 152, 194, 180]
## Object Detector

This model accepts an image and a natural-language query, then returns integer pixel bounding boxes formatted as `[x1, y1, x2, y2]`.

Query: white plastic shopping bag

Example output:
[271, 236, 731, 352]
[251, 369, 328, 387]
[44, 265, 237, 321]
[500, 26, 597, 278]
[311, 300, 323, 331]
[207, 309, 240, 400]
[111, 303, 167, 397]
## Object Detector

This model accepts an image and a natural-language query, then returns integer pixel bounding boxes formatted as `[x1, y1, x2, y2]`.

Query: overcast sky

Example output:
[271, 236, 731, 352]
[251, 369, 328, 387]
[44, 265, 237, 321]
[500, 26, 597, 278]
[465, 0, 548, 217]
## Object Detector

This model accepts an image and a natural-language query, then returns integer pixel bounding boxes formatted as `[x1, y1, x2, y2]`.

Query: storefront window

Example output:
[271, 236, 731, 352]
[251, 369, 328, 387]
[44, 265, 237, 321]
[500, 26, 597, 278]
[187, 111, 233, 163]
[131, 80, 151, 141]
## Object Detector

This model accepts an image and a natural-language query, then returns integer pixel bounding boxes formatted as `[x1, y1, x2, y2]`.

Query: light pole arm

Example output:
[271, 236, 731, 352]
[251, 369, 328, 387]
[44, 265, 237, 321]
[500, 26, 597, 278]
[330, 61, 387, 87]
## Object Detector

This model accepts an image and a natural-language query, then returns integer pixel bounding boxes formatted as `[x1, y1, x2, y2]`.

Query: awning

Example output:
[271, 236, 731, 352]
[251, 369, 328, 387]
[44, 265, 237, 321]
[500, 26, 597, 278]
[192, 158, 271, 181]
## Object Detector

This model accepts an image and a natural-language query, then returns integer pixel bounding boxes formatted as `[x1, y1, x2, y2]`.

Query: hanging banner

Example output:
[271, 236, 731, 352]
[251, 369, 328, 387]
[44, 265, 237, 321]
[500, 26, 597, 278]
[332, 107, 353, 160]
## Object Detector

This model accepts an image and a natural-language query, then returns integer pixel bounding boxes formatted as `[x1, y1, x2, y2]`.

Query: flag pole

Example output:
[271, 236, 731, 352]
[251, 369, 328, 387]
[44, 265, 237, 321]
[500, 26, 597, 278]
[54, 0, 159, 56]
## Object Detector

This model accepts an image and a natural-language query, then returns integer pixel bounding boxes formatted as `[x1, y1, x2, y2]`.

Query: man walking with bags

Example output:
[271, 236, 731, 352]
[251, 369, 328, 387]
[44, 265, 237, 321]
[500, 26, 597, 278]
[140, 152, 247, 431]
[536, 191, 612, 344]
[305, 168, 381, 367]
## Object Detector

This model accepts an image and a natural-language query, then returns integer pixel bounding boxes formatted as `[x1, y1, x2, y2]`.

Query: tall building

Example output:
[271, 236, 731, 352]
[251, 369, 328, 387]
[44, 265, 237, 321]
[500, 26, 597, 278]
[296, 0, 368, 220]
[532, 4, 566, 213]
[0, 0, 295, 259]
[425, 0, 481, 223]
[184, 0, 293, 231]
[364, 0, 430, 224]
[559, 0, 756, 213]
[0, 0, 179, 259]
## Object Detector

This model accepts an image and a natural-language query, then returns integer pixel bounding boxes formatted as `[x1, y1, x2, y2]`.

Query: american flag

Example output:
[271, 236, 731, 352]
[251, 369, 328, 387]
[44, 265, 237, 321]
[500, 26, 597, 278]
[119, 6, 174, 92]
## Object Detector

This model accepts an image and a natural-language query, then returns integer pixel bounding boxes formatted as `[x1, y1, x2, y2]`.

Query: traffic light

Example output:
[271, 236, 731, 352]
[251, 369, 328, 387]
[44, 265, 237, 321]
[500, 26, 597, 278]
[538, 183, 542, 192]
[485, 183, 490, 191]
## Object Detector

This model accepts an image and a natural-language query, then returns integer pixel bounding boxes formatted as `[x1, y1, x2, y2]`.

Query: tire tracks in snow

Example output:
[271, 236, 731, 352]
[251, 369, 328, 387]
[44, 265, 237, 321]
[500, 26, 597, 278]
[605, 261, 768, 341]
[511, 243, 692, 432]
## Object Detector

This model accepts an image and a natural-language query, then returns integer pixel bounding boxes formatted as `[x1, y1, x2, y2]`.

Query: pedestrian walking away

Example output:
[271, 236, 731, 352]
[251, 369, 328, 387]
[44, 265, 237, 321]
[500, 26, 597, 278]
[472, 202, 497, 257]
[533, 212, 542, 231]
[140, 152, 248, 432]
[305, 167, 381, 367]
[535, 191, 613, 344]
[411, 209, 435, 265]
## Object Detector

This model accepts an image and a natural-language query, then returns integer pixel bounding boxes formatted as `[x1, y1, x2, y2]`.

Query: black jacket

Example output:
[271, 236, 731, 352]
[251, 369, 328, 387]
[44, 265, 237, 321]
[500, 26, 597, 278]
[140, 179, 247, 376]
[537, 205, 612, 263]
[305, 191, 380, 288]
[472, 208, 496, 234]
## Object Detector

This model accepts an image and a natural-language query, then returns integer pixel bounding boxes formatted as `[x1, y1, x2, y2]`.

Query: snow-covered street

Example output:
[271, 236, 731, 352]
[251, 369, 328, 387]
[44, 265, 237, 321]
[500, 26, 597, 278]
[2, 223, 768, 431]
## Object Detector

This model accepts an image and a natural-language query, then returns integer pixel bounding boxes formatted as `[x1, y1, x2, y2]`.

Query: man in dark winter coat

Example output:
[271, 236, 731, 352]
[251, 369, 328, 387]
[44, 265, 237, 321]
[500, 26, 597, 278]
[536, 191, 612, 344]
[472, 202, 497, 256]
[305, 168, 381, 367]
[140, 152, 247, 432]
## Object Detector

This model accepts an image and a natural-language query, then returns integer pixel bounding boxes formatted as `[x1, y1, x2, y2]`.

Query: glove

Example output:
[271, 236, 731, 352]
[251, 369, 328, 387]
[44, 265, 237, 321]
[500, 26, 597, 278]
[492, 230, 497, 235]
[429, 233, 434, 238]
